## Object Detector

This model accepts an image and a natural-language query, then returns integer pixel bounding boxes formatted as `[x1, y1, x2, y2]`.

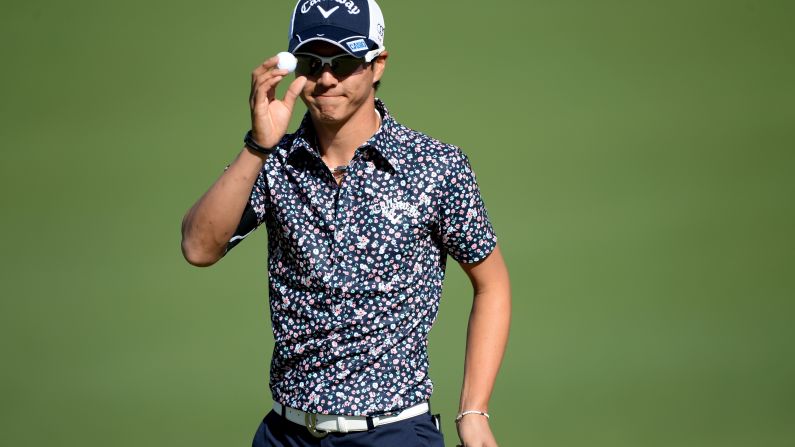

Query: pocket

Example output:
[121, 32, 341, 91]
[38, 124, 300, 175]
[411, 413, 445, 446]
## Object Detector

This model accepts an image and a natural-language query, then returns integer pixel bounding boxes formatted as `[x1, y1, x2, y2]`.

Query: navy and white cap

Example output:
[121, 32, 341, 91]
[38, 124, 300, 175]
[288, 0, 386, 61]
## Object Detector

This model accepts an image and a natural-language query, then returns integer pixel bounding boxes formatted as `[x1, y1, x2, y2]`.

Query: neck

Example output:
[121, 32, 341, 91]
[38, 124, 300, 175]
[312, 98, 381, 165]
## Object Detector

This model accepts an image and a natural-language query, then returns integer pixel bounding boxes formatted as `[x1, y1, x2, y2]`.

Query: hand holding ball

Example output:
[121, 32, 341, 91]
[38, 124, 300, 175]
[277, 52, 297, 73]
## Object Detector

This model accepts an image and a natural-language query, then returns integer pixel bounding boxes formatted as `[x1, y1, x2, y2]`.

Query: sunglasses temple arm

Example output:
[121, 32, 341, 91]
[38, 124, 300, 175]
[364, 47, 385, 63]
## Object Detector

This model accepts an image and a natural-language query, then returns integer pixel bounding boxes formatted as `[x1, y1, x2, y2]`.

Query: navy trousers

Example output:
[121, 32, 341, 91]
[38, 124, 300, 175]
[251, 409, 446, 447]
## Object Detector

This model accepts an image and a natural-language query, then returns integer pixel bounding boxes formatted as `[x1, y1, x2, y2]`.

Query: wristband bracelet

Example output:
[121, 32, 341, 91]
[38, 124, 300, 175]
[243, 130, 276, 155]
[455, 410, 490, 423]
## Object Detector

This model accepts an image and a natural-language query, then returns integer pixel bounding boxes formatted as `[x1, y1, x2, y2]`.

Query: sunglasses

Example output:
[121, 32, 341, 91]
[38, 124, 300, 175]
[294, 52, 369, 77]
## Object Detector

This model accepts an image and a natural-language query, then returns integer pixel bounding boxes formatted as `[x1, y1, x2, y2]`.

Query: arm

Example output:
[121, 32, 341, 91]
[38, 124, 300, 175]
[456, 243, 512, 447]
[180, 55, 307, 266]
[180, 148, 269, 266]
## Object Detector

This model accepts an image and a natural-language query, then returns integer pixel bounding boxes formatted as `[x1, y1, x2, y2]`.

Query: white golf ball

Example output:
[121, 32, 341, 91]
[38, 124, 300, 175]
[277, 52, 297, 73]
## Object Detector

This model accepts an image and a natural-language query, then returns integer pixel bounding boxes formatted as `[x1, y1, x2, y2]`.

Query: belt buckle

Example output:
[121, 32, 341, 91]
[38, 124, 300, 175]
[304, 412, 328, 438]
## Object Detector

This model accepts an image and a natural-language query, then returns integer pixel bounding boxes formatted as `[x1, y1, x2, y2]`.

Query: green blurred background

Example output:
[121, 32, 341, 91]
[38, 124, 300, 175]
[1, 0, 793, 445]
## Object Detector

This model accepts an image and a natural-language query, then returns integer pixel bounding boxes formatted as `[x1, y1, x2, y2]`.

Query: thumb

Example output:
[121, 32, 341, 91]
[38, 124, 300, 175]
[282, 76, 307, 111]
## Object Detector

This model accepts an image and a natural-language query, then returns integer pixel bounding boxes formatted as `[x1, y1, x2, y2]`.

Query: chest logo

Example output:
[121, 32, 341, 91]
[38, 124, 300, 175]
[371, 197, 420, 224]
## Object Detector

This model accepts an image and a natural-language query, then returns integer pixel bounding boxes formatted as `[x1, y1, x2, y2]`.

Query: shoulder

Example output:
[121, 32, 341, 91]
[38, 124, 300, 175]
[388, 119, 470, 172]
[377, 98, 470, 168]
[390, 121, 485, 201]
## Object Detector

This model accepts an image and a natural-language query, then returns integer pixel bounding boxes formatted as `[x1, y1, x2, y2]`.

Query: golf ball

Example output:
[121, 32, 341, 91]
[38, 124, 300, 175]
[277, 52, 297, 73]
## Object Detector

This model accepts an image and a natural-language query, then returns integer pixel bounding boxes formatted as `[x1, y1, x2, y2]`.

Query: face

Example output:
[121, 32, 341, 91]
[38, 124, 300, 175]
[295, 41, 387, 126]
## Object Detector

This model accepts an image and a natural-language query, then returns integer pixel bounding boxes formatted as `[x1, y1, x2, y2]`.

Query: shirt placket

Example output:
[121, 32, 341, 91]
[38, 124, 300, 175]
[326, 147, 368, 300]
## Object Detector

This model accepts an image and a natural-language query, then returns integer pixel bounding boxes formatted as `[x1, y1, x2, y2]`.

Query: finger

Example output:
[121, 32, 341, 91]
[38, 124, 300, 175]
[252, 69, 289, 95]
[282, 76, 307, 111]
[257, 74, 285, 89]
[250, 83, 265, 110]
[252, 55, 279, 74]
[251, 68, 290, 91]
[251, 78, 276, 112]
[271, 68, 290, 77]
[257, 75, 285, 103]
[257, 77, 283, 106]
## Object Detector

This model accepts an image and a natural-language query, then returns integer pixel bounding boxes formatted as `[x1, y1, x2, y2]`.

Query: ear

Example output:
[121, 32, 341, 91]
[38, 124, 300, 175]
[372, 50, 388, 82]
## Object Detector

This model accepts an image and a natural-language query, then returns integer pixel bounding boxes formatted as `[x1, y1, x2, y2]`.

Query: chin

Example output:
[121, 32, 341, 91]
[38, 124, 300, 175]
[313, 107, 341, 122]
[311, 102, 349, 123]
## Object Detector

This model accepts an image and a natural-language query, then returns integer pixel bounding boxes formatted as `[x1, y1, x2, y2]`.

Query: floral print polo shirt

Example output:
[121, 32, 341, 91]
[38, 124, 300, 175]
[225, 98, 498, 416]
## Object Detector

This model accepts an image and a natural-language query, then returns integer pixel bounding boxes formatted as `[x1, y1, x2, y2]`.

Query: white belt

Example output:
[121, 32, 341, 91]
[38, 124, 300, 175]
[273, 400, 430, 437]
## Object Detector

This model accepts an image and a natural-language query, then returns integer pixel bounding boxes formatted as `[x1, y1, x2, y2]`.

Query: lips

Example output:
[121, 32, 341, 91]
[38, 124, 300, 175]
[314, 94, 344, 101]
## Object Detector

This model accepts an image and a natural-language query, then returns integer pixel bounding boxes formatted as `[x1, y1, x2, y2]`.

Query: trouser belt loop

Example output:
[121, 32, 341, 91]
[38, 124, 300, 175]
[280, 403, 286, 419]
[366, 415, 375, 431]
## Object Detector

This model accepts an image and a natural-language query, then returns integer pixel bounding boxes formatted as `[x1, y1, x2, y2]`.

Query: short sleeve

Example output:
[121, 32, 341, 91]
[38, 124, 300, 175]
[439, 148, 498, 263]
[223, 166, 268, 255]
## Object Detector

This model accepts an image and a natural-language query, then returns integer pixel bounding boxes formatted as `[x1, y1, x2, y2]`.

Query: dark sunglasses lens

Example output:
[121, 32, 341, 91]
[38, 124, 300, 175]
[295, 55, 322, 76]
[331, 57, 364, 76]
[295, 54, 364, 77]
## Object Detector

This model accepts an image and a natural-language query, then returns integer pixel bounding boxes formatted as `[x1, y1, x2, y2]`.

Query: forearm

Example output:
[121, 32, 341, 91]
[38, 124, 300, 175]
[458, 282, 512, 413]
[180, 146, 268, 266]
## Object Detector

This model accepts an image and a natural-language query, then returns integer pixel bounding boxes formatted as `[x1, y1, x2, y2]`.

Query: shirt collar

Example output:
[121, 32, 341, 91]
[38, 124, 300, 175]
[285, 98, 403, 173]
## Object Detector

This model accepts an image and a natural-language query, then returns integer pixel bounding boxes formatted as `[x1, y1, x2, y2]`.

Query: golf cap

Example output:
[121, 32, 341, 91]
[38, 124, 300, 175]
[288, 0, 385, 61]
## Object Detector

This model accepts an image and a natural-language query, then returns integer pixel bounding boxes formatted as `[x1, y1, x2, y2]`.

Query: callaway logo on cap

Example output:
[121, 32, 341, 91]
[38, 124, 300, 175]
[288, 0, 386, 60]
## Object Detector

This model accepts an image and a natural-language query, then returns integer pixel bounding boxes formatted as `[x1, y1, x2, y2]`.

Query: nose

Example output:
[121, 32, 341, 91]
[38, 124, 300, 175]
[316, 64, 338, 87]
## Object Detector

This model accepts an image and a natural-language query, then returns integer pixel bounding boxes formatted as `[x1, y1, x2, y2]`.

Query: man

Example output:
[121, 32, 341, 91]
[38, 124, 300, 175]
[180, 0, 511, 445]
